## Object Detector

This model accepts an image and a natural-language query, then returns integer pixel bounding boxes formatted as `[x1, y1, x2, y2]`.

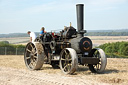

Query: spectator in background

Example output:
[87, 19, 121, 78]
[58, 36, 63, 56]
[40, 27, 46, 36]
[27, 31, 37, 43]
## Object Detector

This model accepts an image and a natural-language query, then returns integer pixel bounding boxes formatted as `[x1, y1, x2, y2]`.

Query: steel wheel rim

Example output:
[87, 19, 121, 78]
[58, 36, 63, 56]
[60, 49, 72, 73]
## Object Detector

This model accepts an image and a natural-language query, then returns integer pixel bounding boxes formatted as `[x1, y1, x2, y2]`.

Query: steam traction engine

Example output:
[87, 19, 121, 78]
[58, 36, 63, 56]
[24, 4, 107, 74]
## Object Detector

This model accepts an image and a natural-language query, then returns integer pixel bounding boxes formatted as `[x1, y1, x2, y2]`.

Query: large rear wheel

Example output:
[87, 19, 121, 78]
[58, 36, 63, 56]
[88, 48, 107, 73]
[59, 48, 78, 74]
[24, 42, 44, 70]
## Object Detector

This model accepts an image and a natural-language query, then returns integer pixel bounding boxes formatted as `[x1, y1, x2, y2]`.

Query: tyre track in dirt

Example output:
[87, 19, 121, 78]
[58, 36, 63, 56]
[0, 66, 108, 85]
[0, 67, 65, 85]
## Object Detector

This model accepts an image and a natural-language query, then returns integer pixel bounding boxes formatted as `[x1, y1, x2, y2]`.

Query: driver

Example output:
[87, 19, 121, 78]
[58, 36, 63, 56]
[40, 27, 46, 36]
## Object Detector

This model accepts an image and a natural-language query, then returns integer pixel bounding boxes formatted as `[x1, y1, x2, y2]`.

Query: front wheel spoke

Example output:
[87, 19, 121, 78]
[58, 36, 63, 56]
[98, 58, 101, 61]
[97, 55, 100, 58]
[64, 63, 67, 67]
[94, 65, 96, 68]
[97, 64, 100, 69]
[99, 55, 101, 58]
[96, 54, 98, 58]
[67, 59, 72, 61]
[67, 54, 69, 59]
[93, 54, 97, 57]
[96, 64, 99, 69]
[61, 57, 66, 61]
[64, 59, 67, 64]
[67, 58, 72, 64]
[68, 55, 72, 60]
[64, 50, 68, 55]
[97, 53, 100, 57]
[98, 63, 101, 66]
[67, 64, 71, 71]
[99, 62, 101, 64]
[65, 55, 69, 61]
[64, 65, 68, 72]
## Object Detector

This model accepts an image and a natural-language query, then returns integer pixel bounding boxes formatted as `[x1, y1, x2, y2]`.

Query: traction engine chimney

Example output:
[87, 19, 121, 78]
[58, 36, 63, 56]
[76, 4, 85, 37]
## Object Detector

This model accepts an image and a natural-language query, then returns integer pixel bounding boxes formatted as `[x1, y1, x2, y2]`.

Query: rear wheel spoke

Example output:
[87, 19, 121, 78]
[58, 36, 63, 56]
[26, 56, 31, 60]
[33, 58, 37, 63]
[30, 44, 34, 49]
[28, 63, 31, 67]
[34, 52, 37, 55]
[32, 59, 36, 66]
[27, 49, 32, 53]
[33, 56, 37, 59]
[32, 47, 36, 53]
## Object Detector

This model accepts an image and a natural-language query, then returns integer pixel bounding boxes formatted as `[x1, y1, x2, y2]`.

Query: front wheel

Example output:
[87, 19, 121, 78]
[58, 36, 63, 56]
[59, 48, 78, 74]
[88, 48, 107, 73]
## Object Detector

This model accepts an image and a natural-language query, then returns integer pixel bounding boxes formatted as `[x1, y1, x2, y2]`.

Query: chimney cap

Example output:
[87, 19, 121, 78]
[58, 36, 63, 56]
[76, 4, 84, 6]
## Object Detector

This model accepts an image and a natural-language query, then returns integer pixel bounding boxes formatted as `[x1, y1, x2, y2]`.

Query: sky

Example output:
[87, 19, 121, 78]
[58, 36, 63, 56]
[0, 0, 128, 34]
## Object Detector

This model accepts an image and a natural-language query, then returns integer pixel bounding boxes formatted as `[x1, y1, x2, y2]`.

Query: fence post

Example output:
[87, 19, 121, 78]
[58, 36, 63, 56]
[5, 47, 7, 55]
[16, 48, 17, 55]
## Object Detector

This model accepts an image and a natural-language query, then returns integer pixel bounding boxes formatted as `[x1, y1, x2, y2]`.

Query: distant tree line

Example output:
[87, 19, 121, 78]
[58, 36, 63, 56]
[97, 41, 128, 58]
[0, 41, 25, 48]
[85, 32, 128, 36]
[1, 31, 128, 38]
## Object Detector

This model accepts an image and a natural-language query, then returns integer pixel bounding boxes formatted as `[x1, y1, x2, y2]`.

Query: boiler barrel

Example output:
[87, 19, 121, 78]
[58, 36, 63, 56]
[69, 37, 92, 53]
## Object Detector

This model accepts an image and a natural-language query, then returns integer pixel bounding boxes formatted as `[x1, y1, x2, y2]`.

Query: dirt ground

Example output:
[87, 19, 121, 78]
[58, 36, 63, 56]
[0, 55, 128, 85]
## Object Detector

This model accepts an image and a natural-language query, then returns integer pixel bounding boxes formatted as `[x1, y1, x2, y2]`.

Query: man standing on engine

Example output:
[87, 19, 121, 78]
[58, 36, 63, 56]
[27, 31, 37, 43]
